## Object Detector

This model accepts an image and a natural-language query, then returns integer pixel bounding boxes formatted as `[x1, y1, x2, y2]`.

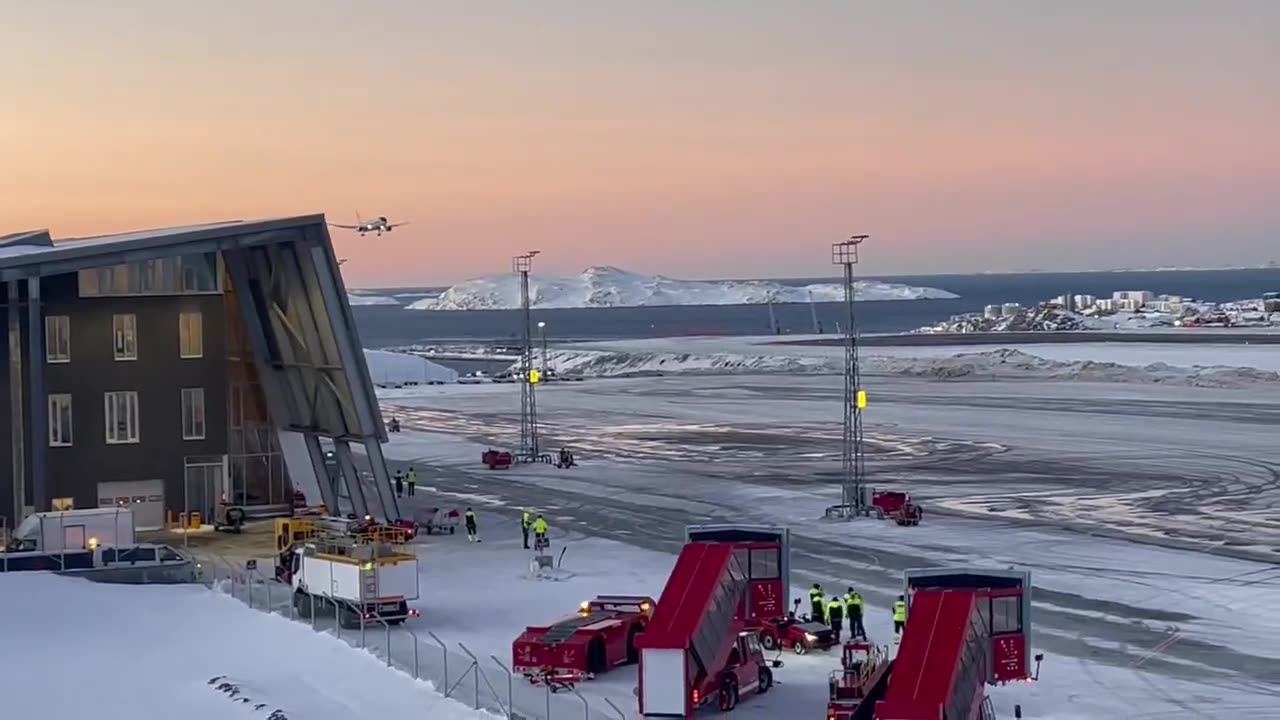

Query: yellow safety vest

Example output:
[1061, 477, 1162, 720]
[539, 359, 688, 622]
[522, 512, 531, 528]
[809, 588, 824, 603]
[533, 519, 548, 534]
[893, 601, 907, 622]
[827, 599, 844, 616]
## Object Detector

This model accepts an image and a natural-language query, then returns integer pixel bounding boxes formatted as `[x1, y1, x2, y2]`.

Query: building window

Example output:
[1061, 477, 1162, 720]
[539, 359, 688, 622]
[182, 387, 206, 440]
[991, 595, 1022, 634]
[179, 311, 203, 358]
[45, 315, 71, 363]
[748, 548, 780, 580]
[78, 253, 221, 297]
[48, 394, 73, 446]
[113, 314, 137, 360]
[104, 391, 140, 444]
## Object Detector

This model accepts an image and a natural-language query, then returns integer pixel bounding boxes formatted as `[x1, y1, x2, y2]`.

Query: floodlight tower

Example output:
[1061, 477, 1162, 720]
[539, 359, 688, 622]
[831, 235, 869, 518]
[514, 251, 541, 461]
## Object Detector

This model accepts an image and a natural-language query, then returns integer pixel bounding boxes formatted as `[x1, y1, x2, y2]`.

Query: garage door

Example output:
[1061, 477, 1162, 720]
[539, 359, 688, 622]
[98, 480, 165, 531]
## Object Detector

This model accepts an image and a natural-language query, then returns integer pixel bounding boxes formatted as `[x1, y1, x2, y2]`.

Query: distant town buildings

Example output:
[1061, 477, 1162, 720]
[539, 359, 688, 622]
[921, 288, 1280, 334]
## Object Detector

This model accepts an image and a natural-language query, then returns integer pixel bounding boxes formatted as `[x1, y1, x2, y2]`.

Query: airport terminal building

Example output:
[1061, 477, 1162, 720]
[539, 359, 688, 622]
[0, 217, 399, 533]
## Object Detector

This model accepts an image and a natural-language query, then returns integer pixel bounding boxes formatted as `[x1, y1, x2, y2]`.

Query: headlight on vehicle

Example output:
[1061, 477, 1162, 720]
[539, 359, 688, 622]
[805, 633, 818, 642]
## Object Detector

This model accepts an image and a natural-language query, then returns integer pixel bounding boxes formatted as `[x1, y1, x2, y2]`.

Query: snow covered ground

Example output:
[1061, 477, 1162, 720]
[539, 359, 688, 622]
[305, 456, 1280, 720]
[408, 266, 956, 310]
[524, 335, 1280, 389]
[0, 571, 496, 720]
[358, 358, 1280, 717]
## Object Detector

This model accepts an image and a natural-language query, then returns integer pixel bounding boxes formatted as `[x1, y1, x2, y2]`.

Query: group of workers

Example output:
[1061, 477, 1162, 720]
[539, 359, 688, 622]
[808, 583, 909, 642]
[439, 506, 550, 549]
[392, 467, 417, 497]
[387, 464, 551, 549]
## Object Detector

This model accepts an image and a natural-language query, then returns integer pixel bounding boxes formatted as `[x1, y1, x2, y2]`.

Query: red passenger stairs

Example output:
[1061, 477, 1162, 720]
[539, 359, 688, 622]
[873, 569, 1033, 720]
[636, 541, 748, 717]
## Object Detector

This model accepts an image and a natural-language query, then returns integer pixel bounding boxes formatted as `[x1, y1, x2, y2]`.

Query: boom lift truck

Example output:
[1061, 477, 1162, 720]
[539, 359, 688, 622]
[273, 517, 421, 629]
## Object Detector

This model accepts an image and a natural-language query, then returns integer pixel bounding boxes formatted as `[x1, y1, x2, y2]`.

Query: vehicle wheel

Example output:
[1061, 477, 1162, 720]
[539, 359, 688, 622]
[588, 637, 607, 674]
[757, 666, 773, 694]
[339, 605, 360, 629]
[293, 591, 311, 618]
[718, 679, 738, 711]
[760, 632, 778, 651]
[626, 624, 643, 664]
[793, 642, 808, 655]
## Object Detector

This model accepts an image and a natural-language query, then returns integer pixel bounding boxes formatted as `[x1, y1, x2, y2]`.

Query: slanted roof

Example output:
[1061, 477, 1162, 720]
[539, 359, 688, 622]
[0, 215, 328, 280]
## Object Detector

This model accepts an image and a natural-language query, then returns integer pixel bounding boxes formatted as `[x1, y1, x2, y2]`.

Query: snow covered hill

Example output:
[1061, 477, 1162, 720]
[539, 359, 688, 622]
[408, 266, 957, 310]
[0, 572, 494, 720]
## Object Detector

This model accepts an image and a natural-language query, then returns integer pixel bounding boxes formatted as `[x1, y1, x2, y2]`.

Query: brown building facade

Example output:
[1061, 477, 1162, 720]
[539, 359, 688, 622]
[1, 218, 399, 537]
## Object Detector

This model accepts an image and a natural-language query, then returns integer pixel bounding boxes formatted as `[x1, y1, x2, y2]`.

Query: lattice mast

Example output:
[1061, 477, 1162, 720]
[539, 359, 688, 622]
[514, 251, 541, 460]
[834, 236, 869, 516]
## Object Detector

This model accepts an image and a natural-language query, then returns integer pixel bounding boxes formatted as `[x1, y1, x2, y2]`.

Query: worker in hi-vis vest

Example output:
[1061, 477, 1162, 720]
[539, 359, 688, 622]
[464, 508, 479, 542]
[521, 510, 533, 549]
[808, 583, 826, 623]
[845, 588, 866, 639]
[532, 515, 549, 548]
[826, 596, 845, 640]
[893, 595, 907, 638]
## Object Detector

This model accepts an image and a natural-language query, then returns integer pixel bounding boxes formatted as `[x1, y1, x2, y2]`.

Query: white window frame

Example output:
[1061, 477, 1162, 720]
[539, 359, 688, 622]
[48, 394, 73, 447]
[179, 311, 203, 358]
[104, 391, 140, 444]
[181, 387, 206, 440]
[112, 314, 137, 361]
[45, 315, 71, 363]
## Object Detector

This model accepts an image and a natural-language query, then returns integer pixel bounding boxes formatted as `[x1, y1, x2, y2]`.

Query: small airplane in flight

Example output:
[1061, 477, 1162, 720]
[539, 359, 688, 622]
[328, 213, 408, 237]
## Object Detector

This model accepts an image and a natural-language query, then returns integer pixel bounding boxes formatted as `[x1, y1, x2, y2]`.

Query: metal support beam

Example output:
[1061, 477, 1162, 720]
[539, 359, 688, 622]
[8, 281, 26, 523]
[302, 433, 340, 516]
[333, 440, 370, 518]
[27, 277, 46, 513]
[307, 244, 399, 522]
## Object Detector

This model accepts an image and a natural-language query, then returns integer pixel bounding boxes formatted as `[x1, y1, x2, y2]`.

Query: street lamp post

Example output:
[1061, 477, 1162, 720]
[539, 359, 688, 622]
[537, 321, 548, 373]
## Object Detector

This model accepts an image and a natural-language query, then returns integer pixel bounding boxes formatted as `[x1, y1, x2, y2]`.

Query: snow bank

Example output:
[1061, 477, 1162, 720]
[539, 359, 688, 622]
[0, 572, 495, 720]
[409, 265, 957, 310]
[536, 346, 1280, 388]
[347, 292, 400, 306]
[364, 349, 458, 385]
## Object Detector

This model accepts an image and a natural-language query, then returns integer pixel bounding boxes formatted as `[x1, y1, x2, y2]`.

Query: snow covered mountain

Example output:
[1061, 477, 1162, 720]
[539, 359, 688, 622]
[407, 266, 957, 311]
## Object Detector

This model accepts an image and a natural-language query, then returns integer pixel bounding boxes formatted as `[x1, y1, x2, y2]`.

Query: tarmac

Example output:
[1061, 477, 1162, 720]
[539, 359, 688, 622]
[360, 373, 1280, 700]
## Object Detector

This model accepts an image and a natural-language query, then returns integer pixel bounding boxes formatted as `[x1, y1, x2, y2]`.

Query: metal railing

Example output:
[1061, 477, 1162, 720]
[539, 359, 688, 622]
[208, 566, 627, 720]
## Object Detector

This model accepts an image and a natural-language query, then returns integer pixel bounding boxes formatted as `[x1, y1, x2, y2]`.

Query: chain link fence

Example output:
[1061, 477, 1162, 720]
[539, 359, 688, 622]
[202, 562, 629, 720]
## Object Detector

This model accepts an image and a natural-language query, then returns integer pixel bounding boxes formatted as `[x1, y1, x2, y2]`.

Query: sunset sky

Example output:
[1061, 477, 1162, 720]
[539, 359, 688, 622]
[2, 0, 1276, 287]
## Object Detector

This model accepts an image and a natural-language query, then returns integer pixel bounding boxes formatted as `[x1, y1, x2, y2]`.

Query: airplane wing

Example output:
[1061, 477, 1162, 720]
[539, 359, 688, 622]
[328, 223, 361, 229]
[389, 222, 410, 228]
